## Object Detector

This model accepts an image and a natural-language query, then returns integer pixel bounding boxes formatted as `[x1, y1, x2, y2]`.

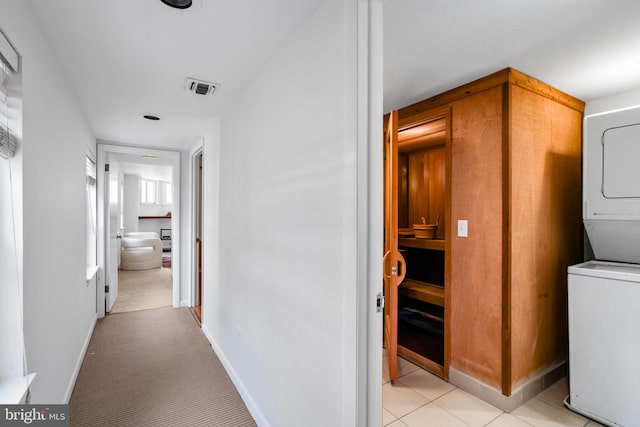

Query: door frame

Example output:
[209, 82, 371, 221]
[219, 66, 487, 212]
[190, 145, 203, 310]
[355, 0, 383, 425]
[97, 143, 182, 317]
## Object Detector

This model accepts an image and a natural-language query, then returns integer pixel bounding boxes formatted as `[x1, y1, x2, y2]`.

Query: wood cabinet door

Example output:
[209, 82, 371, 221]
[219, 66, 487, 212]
[384, 110, 406, 382]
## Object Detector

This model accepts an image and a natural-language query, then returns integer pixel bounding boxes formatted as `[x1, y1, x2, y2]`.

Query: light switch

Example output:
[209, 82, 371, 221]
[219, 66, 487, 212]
[458, 220, 468, 237]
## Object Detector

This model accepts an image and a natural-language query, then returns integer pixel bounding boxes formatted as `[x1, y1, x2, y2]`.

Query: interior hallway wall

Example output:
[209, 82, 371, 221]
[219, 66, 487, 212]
[585, 88, 640, 115]
[201, 1, 368, 425]
[123, 174, 139, 233]
[179, 148, 191, 306]
[0, 1, 97, 403]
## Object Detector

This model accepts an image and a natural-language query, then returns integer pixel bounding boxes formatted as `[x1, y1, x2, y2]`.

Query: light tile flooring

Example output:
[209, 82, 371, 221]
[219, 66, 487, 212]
[382, 355, 606, 427]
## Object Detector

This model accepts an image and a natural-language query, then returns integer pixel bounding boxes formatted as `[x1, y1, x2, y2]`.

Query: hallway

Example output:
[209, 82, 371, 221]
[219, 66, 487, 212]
[69, 307, 256, 427]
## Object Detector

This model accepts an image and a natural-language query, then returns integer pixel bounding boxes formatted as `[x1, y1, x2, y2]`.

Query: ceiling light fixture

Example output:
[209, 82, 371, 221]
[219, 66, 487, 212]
[160, 0, 193, 9]
[143, 114, 161, 121]
[142, 155, 157, 160]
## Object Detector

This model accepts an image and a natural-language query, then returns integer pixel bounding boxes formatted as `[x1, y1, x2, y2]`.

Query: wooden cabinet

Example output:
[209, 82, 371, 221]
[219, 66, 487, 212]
[384, 68, 584, 396]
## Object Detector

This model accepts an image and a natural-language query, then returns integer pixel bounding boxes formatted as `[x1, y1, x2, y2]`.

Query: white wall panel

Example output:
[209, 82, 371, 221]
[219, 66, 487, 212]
[202, 0, 369, 425]
[0, 0, 97, 403]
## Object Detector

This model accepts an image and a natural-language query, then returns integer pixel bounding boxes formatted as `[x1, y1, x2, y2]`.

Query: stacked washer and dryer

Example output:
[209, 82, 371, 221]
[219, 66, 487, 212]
[567, 105, 640, 427]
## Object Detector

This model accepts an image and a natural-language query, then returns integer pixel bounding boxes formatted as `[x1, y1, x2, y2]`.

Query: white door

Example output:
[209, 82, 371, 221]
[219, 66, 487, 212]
[104, 157, 121, 312]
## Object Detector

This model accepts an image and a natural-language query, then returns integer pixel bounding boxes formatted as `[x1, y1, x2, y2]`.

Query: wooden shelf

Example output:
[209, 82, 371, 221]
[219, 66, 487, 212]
[399, 238, 445, 251]
[138, 216, 171, 219]
[400, 279, 444, 307]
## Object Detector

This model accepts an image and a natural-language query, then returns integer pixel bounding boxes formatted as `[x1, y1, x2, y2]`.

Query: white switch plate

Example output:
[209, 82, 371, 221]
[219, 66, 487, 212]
[458, 220, 468, 237]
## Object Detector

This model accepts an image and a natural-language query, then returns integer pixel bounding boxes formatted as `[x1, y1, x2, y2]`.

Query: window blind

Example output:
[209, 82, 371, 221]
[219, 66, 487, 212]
[0, 27, 18, 72]
[86, 155, 97, 185]
[0, 61, 17, 159]
[86, 154, 98, 269]
[0, 25, 29, 402]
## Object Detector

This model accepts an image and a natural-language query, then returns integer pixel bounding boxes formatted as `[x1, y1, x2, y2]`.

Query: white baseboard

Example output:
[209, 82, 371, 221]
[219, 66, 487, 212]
[63, 313, 97, 403]
[179, 299, 189, 308]
[201, 324, 270, 427]
[449, 361, 567, 413]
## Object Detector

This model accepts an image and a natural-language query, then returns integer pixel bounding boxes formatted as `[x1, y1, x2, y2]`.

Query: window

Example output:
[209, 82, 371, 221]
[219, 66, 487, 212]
[0, 28, 29, 398]
[140, 178, 172, 206]
[86, 153, 97, 268]
[0, 60, 17, 159]
[140, 179, 157, 204]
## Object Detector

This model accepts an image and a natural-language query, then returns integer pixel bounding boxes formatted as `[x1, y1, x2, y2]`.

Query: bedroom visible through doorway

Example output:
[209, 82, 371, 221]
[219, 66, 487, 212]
[97, 143, 181, 317]
[110, 152, 174, 313]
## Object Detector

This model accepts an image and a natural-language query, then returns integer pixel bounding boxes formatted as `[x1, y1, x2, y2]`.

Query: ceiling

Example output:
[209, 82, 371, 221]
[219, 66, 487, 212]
[29, 0, 640, 151]
[384, 0, 640, 112]
[112, 152, 173, 181]
[29, 0, 324, 150]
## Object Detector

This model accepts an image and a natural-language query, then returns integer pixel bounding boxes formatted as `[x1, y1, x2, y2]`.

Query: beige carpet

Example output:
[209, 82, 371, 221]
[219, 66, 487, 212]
[110, 267, 172, 313]
[70, 307, 256, 427]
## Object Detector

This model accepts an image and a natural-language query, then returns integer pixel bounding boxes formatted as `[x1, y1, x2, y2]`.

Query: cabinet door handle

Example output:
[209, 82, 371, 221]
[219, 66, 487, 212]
[383, 250, 406, 284]
[383, 250, 391, 280]
[397, 251, 407, 284]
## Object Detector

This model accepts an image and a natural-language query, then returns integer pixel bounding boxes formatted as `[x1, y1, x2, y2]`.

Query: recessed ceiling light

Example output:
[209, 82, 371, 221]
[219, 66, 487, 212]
[160, 0, 192, 9]
[143, 114, 161, 121]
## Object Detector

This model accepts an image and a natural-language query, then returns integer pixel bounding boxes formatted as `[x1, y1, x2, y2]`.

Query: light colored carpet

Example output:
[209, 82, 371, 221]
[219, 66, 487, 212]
[69, 307, 256, 427]
[110, 267, 172, 313]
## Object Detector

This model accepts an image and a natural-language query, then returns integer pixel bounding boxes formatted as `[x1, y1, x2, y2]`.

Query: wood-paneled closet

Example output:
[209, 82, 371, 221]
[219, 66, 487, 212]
[383, 68, 584, 397]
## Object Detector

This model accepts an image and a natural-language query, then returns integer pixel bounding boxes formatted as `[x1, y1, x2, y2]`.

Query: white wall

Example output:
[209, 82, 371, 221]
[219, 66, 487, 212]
[123, 174, 139, 233]
[201, 1, 370, 425]
[0, 1, 97, 403]
[585, 88, 640, 116]
[202, 124, 219, 313]
[179, 149, 191, 306]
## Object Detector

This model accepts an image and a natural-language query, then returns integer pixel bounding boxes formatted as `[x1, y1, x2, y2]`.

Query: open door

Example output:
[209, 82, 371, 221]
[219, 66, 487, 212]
[383, 110, 406, 382]
[104, 157, 122, 312]
[192, 151, 203, 322]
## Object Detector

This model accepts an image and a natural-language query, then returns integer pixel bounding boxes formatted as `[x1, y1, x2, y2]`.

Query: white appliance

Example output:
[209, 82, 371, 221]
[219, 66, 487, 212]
[583, 105, 640, 264]
[567, 105, 640, 427]
[568, 261, 640, 427]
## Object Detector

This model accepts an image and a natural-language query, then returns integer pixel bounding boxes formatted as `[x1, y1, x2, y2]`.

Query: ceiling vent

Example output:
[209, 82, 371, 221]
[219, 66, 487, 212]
[185, 78, 218, 96]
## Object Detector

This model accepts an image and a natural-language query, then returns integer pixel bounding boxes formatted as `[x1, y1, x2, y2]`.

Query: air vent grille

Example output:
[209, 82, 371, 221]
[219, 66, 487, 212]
[185, 78, 218, 96]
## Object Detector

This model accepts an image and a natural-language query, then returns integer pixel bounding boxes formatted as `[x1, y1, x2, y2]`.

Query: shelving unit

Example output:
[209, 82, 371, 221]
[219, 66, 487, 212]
[396, 242, 446, 377]
[398, 238, 445, 251]
[399, 279, 444, 307]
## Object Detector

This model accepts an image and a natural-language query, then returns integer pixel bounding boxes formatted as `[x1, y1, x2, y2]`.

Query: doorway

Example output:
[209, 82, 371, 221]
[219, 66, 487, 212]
[191, 150, 203, 322]
[96, 143, 181, 318]
[383, 109, 451, 382]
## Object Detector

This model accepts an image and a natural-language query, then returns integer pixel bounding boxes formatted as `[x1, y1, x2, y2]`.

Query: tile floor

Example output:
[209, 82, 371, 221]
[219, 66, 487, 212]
[382, 355, 606, 427]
